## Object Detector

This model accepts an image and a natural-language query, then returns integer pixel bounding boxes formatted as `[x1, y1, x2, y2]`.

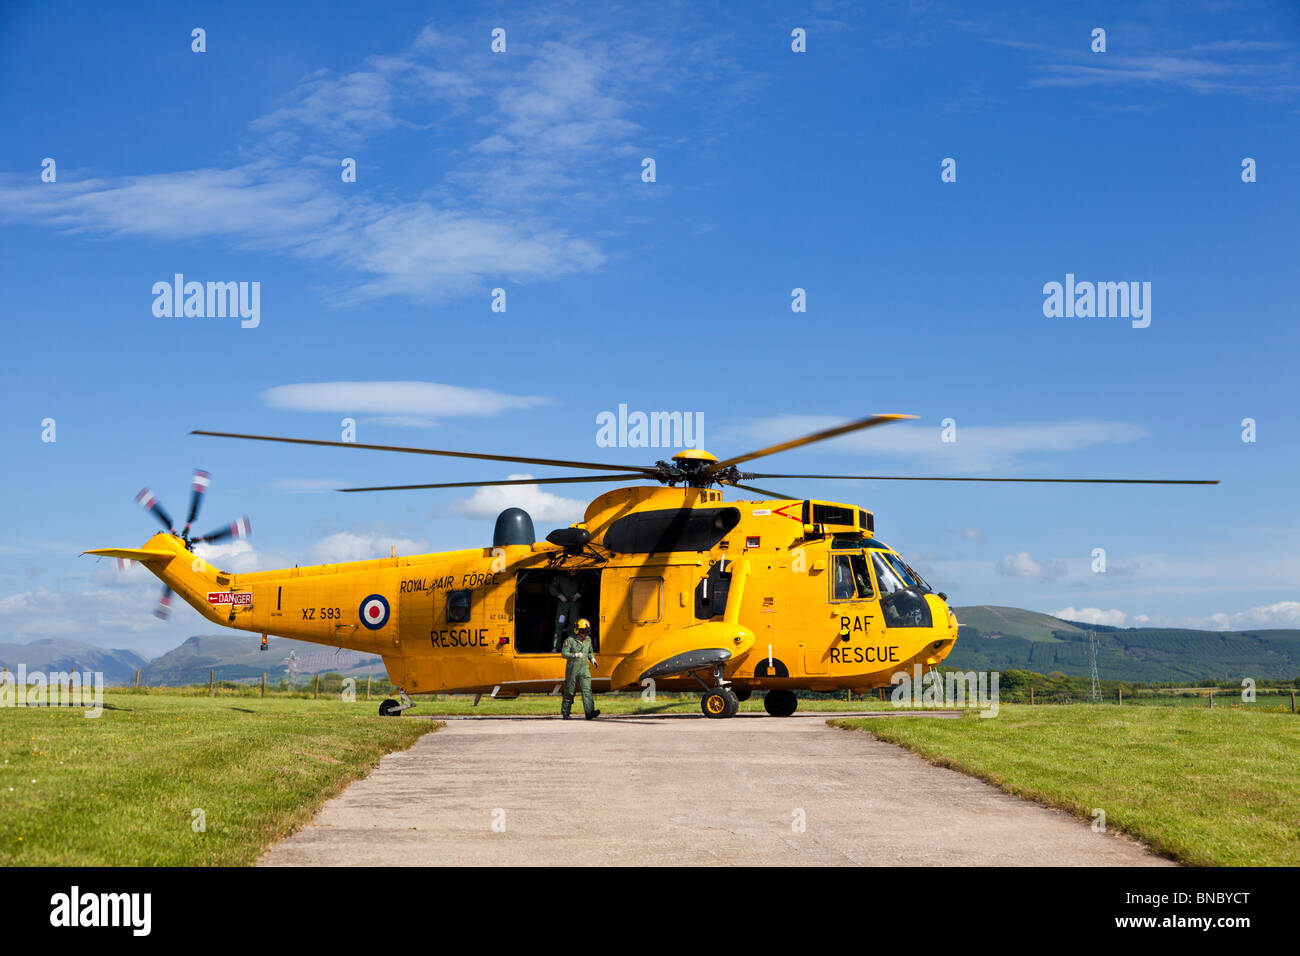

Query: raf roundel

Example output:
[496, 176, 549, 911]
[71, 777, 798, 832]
[359, 594, 390, 630]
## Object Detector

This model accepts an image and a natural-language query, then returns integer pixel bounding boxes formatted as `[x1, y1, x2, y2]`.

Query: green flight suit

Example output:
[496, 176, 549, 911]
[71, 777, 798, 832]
[548, 574, 584, 652]
[560, 634, 596, 718]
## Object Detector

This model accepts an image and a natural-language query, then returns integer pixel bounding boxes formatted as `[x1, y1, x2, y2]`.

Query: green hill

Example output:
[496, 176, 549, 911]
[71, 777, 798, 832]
[951, 605, 1086, 643]
[949, 606, 1300, 682]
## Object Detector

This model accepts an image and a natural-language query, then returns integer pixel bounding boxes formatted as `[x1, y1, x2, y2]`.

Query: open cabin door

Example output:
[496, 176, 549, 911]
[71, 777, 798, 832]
[513, 568, 602, 654]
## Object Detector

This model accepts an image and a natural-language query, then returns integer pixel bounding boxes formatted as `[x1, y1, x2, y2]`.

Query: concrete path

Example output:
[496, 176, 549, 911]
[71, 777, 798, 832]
[260, 712, 1170, 866]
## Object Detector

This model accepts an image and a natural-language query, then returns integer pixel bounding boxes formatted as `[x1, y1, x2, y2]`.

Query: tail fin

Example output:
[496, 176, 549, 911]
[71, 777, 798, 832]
[85, 533, 232, 625]
[84, 547, 177, 563]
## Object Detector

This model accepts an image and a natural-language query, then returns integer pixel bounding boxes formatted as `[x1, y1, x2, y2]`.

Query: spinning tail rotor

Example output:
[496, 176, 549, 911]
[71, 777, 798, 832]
[130, 469, 250, 619]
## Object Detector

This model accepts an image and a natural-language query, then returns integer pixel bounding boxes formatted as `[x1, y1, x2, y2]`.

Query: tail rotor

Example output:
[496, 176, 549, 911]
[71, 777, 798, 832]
[128, 469, 251, 618]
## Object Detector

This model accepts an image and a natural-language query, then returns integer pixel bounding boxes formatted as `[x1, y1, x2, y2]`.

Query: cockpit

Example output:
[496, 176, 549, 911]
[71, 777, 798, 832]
[829, 535, 935, 627]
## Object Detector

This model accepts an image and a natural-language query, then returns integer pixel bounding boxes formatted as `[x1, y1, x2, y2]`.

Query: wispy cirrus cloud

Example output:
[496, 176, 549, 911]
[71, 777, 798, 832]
[980, 32, 1299, 98]
[0, 17, 712, 304]
[260, 381, 549, 427]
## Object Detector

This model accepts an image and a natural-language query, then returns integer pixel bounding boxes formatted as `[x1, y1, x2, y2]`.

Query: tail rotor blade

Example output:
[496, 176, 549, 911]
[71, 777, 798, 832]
[153, 585, 173, 620]
[185, 469, 211, 533]
[135, 487, 175, 532]
[197, 516, 251, 544]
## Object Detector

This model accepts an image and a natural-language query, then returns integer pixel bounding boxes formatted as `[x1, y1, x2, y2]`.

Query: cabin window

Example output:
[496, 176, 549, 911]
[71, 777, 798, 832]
[629, 577, 663, 623]
[446, 589, 472, 623]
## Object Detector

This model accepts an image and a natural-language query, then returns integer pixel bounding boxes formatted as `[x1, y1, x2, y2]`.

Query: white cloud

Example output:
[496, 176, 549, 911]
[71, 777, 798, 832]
[1200, 601, 1300, 632]
[996, 551, 1067, 580]
[451, 475, 587, 523]
[0, 21, 687, 306]
[261, 381, 548, 419]
[0, 166, 605, 304]
[716, 415, 1146, 473]
[1052, 606, 1128, 627]
[249, 54, 476, 145]
[309, 532, 428, 564]
[192, 539, 262, 573]
[961, 527, 984, 543]
[0, 585, 168, 643]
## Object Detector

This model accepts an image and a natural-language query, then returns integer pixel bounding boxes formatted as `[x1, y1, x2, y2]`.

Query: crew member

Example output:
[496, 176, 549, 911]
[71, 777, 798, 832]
[560, 618, 600, 720]
[548, 569, 584, 652]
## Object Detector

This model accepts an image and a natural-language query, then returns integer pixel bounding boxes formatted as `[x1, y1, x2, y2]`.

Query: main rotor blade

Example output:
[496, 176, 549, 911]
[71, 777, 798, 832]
[710, 414, 916, 471]
[747, 473, 1219, 485]
[340, 474, 650, 493]
[193, 431, 654, 475]
[726, 482, 798, 499]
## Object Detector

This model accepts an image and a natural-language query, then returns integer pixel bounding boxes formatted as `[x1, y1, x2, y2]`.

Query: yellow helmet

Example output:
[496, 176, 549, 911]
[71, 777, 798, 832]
[574, 618, 591, 633]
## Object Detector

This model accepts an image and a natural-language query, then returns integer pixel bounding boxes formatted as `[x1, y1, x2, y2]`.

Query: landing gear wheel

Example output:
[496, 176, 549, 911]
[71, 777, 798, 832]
[378, 698, 402, 716]
[732, 688, 752, 703]
[701, 688, 739, 718]
[763, 689, 798, 717]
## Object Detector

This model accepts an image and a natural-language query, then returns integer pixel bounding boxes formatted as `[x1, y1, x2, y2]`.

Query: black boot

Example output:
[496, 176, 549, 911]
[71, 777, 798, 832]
[585, 709, 601, 720]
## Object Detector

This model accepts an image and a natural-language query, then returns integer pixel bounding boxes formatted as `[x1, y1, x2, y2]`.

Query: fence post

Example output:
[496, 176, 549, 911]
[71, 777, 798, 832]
[313, 674, 320, 699]
[209, 668, 214, 696]
[134, 669, 140, 688]
[1291, 690, 1295, 714]
[261, 673, 266, 698]
[1030, 686, 1034, 705]
[1118, 688, 1122, 706]
[366, 675, 371, 701]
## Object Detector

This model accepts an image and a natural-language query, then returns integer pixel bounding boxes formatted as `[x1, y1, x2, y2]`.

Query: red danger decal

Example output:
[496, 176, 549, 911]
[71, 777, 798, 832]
[207, 591, 253, 606]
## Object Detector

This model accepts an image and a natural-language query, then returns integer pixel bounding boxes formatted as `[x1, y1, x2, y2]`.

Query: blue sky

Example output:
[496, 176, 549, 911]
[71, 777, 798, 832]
[2, 0, 1298, 656]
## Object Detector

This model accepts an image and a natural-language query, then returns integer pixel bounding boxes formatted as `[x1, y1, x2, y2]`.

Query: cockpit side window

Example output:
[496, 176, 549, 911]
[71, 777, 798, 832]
[850, 552, 873, 598]
[831, 554, 856, 600]
[831, 552, 874, 601]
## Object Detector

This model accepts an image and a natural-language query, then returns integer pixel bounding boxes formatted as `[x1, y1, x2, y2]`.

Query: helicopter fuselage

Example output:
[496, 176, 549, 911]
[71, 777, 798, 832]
[97, 485, 958, 701]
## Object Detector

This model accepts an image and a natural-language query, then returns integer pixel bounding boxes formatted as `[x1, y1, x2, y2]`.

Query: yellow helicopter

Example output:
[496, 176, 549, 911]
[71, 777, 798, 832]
[87, 415, 1215, 718]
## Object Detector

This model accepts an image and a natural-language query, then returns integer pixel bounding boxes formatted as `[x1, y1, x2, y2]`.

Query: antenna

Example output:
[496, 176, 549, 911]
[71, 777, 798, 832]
[1088, 630, 1100, 703]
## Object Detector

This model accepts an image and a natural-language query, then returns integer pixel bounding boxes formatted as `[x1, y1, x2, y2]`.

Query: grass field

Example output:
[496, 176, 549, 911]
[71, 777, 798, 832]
[832, 705, 1300, 866]
[0, 694, 438, 866]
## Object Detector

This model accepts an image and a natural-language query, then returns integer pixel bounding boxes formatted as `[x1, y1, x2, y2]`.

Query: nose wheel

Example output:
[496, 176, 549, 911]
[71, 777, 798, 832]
[701, 687, 739, 718]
